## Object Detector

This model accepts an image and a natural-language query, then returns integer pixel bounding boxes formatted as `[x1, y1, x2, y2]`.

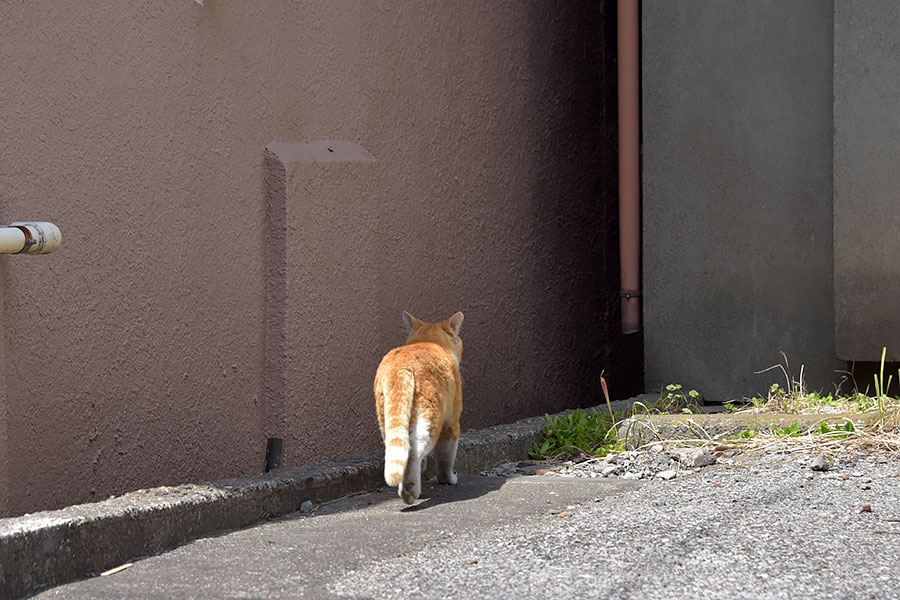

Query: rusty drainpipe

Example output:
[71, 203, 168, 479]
[617, 0, 641, 334]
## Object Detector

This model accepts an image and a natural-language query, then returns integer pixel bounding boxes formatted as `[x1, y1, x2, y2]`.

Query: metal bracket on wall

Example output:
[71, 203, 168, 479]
[264, 437, 283, 473]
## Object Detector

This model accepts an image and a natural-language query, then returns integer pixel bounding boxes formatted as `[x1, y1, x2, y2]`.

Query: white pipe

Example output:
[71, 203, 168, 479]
[11, 222, 62, 254]
[0, 227, 27, 253]
[0, 222, 62, 255]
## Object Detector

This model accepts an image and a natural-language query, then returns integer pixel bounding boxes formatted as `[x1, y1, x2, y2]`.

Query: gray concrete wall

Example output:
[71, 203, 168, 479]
[642, 0, 842, 401]
[834, 2, 900, 361]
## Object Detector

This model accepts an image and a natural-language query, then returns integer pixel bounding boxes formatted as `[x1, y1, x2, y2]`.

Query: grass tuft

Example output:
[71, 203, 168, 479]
[532, 349, 900, 461]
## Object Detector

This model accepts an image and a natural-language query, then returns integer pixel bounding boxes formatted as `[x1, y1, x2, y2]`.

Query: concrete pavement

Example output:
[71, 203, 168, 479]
[31, 474, 641, 599]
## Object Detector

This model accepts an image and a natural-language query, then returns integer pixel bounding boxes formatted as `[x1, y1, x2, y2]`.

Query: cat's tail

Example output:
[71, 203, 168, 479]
[382, 369, 415, 487]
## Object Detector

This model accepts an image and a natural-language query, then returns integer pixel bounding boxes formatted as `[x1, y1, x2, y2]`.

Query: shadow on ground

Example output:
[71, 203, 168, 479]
[299, 473, 509, 519]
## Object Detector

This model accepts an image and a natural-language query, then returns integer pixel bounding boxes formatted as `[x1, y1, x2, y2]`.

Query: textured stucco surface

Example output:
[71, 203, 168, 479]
[642, 0, 841, 401]
[834, 1, 900, 361]
[0, 2, 633, 516]
[267, 2, 636, 466]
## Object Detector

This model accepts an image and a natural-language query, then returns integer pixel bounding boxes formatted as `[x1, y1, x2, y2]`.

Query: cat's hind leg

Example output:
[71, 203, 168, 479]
[399, 454, 423, 504]
[400, 417, 434, 504]
[434, 425, 459, 485]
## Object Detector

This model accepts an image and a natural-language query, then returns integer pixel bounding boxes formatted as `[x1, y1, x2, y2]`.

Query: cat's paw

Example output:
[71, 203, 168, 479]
[399, 480, 420, 504]
[400, 488, 416, 504]
[438, 472, 458, 485]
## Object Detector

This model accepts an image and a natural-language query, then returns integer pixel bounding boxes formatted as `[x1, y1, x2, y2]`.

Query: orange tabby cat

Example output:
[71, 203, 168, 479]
[374, 311, 464, 504]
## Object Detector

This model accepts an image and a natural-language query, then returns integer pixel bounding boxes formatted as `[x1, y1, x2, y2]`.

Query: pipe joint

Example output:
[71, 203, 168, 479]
[0, 222, 62, 255]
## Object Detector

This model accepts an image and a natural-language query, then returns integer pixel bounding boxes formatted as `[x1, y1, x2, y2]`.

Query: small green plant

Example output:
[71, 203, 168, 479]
[803, 392, 838, 407]
[871, 346, 894, 416]
[723, 401, 737, 413]
[530, 409, 622, 459]
[724, 429, 756, 441]
[657, 383, 702, 414]
[817, 420, 856, 439]
[773, 422, 802, 438]
[855, 392, 877, 411]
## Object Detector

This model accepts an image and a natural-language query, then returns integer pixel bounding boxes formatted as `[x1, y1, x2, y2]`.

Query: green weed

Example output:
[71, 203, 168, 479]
[725, 429, 756, 441]
[773, 422, 802, 438]
[817, 420, 855, 439]
[532, 381, 703, 459]
[530, 409, 623, 459]
[746, 349, 900, 418]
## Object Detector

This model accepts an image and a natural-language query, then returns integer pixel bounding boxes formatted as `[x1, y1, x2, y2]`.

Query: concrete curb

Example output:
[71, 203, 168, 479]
[2, 405, 592, 599]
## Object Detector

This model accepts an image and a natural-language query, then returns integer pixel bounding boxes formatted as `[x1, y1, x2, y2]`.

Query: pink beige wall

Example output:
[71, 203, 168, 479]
[0, 1, 637, 517]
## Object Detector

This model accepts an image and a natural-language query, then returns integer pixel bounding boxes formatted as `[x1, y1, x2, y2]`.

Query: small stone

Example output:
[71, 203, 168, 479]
[651, 444, 664, 453]
[810, 453, 834, 471]
[601, 465, 622, 478]
[657, 470, 677, 480]
[860, 504, 872, 513]
[805, 473, 815, 480]
[851, 472, 864, 478]
[693, 452, 717, 468]
[299, 500, 314, 513]
[622, 472, 641, 480]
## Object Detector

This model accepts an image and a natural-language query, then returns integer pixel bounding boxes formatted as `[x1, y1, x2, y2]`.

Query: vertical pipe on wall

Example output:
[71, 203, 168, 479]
[617, 0, 641, 334]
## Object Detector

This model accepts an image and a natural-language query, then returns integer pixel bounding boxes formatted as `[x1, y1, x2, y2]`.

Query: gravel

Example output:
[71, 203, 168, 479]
[480, 444, 733, 482]
[331, 449, 900, 599]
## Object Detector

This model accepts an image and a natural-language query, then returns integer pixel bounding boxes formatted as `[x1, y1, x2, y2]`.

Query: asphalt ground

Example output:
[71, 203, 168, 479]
[31, 474, 640, 599]
[32, 448, 900, 599]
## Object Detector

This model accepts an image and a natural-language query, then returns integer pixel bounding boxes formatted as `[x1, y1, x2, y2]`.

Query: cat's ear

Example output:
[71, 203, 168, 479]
[446, 311, 464, 336]
[403, 311, 424, 331]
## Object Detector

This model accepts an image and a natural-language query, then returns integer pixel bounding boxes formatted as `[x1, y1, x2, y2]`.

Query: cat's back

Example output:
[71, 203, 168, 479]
[377, 342, 458, 379]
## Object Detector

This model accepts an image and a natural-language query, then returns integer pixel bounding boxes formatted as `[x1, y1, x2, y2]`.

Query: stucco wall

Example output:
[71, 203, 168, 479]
[0, 2, 633, 516]
[642, 0, 841, 400]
